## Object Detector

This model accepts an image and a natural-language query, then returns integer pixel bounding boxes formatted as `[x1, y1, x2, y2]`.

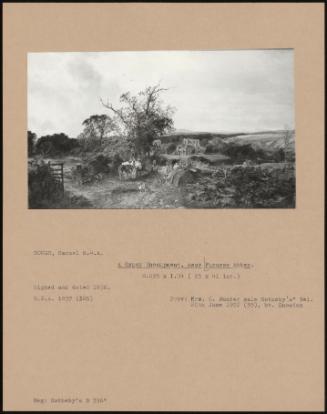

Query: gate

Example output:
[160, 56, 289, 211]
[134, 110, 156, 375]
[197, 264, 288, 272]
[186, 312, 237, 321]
[49, 162, 64, 193]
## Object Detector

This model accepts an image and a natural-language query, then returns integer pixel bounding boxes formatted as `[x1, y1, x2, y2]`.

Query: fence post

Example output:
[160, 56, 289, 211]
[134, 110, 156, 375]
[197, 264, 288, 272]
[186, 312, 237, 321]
[48, 162, 65, 194]
[61, 163, 64, 193]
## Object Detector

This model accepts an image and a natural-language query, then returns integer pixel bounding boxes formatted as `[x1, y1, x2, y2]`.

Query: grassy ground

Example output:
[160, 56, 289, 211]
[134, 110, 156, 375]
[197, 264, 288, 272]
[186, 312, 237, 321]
[65, 173, 184, 209]
[30, 155, 295, 209]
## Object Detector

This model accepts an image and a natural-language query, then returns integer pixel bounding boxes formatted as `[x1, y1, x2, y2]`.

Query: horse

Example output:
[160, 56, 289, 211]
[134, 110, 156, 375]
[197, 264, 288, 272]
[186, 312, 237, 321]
[118, 160, 142, 180]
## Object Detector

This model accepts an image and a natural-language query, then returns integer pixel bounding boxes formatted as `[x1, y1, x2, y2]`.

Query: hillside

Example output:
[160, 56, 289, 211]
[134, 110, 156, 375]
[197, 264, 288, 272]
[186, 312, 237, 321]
[227, 130, 295, 152]
[163, 129, 295, 153]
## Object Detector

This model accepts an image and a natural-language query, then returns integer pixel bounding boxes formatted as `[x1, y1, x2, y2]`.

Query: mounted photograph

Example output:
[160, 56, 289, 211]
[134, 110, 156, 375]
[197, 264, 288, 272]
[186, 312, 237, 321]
[28, 50, 295, 209]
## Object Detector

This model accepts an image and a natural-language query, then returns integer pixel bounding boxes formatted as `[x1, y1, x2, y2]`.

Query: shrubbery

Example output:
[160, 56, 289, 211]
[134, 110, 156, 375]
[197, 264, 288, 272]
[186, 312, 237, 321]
[28, 131, 37, 156]
[28, 162, 92, 208]
[205, 144, 222, 154]
[166, 143, 177, 154]
[35, 133, 80, 156]
[221, 143, 266, 163]
[28, 163, 63, 208]
[181, 165, 295, 208]
[230, 166, 295, 208]
[71, 153, 124, 185]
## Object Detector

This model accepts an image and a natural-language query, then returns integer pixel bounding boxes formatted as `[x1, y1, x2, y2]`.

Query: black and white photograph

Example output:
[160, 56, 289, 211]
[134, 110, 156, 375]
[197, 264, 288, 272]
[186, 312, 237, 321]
[28, 50, 295, 209]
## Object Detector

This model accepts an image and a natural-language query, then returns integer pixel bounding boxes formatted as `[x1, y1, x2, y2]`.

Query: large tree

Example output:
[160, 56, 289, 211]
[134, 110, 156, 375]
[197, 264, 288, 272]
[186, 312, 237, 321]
[81, 114, 116, 147]
[101, 84, 175, 155]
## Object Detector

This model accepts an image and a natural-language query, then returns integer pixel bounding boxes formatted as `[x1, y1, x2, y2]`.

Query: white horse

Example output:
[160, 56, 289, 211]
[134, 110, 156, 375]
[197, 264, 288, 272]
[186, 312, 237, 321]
[118, 160, 142, 180]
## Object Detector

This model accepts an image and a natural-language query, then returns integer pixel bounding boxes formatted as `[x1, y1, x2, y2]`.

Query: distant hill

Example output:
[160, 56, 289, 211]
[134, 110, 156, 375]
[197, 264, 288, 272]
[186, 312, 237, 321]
[170, 128, 241, 137]
[164, 129, 295, 153]
[162, 131, 240, 142]
[226, 130, 295, 152]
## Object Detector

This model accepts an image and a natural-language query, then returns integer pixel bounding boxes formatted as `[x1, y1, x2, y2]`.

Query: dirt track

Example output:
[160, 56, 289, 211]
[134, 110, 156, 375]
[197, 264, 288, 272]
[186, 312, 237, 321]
[65, 174, 185, 209]
[40, 156, 184, 208]
[53, 156, 294, 209]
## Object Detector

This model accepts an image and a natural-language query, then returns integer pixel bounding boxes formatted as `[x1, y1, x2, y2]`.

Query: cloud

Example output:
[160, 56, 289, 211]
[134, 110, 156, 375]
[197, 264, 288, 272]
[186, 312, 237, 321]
[67, 57, 103, 93]
[28, 50, 294, 136]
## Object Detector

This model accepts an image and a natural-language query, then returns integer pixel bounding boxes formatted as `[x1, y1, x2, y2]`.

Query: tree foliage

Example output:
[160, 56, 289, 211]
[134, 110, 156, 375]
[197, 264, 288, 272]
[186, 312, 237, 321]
[28, 163, 63, 208]
[166, 143, 177, 154]
[181, 165, 295, 209]
[222, 144, 266, 163]
[81, 114, 116, 147]
[35, 133, 79, 156]
[28, 131, 37, 156]
[101, 84, 175, 154]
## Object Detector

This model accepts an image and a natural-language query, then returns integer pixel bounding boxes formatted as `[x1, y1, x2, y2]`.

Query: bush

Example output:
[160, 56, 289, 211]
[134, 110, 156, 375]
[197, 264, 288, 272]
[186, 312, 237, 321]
[222, 143, 268, 163]
[271, 148, 285, 162]
[205, 144, 214, 154]
[229, 166, 295, 208]
[200, 138, 209, 146]
[35, 133, 80, 156]
[71, 153, 124, 185]
[78, 135, 101, 152]
[205, 143, 225, 154]
[28, 162, 92, 208]
[28, 131, 37, 156]
[166, 143, 177, 154]
[88, 154, 111, 174]
[181, 165, 295, 208]
[28, 163, 64, 208]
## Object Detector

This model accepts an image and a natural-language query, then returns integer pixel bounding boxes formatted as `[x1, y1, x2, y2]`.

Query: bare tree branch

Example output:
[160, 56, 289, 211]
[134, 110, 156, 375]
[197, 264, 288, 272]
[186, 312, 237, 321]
[145, 85, 168, 114]
[100, 98, 129, 125]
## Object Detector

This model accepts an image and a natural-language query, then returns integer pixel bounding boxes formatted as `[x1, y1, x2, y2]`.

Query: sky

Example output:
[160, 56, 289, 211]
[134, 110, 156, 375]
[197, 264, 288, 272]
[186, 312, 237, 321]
[28, 50, 294, 137]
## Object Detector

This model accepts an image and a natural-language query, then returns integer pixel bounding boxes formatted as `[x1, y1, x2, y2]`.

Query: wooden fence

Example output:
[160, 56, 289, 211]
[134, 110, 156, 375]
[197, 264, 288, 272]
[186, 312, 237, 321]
[49, 162, 64, 193]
